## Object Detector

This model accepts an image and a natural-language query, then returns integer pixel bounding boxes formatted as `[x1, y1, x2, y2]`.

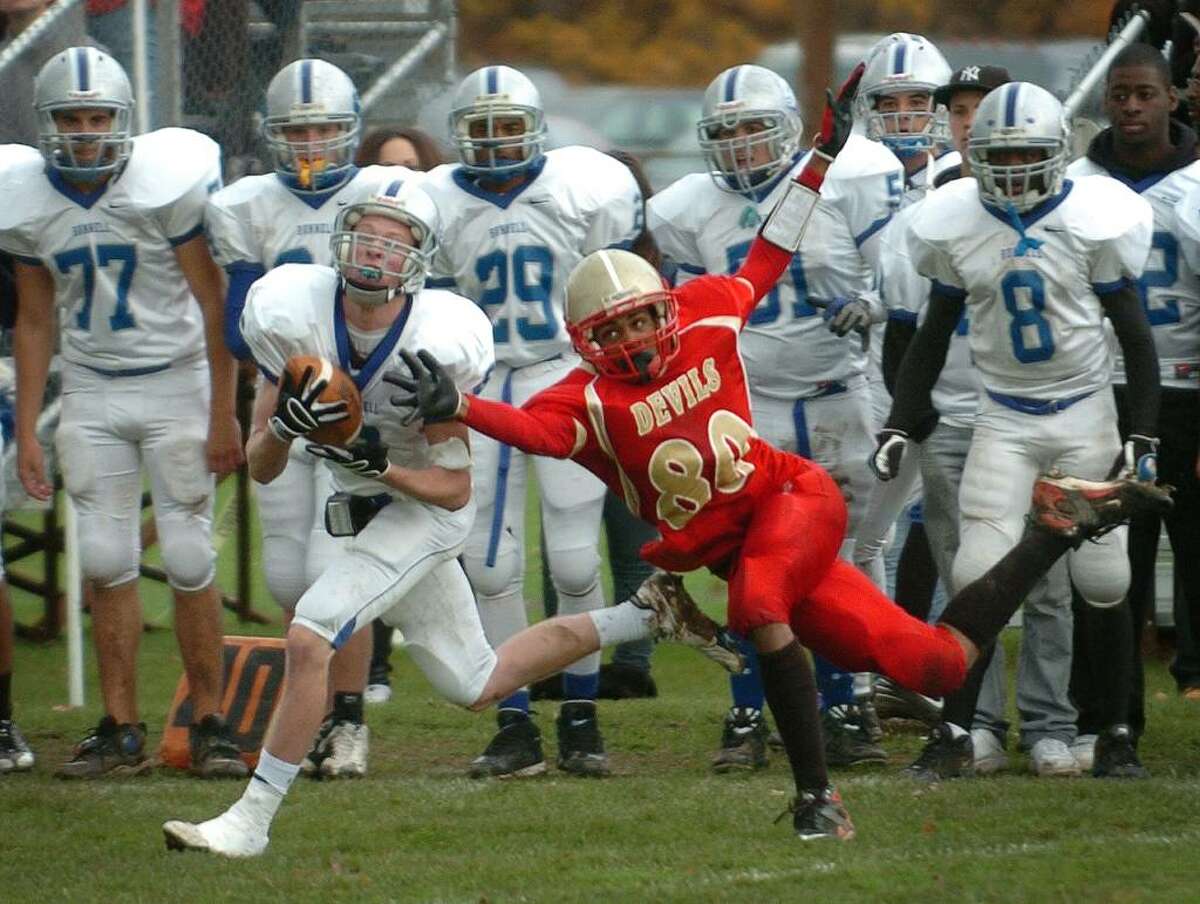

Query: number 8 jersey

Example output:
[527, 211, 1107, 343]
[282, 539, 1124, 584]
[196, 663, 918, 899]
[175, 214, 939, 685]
[906, 175, 1153, 399]
[0, 129, 221, 372]
[419, 146, 641, 367]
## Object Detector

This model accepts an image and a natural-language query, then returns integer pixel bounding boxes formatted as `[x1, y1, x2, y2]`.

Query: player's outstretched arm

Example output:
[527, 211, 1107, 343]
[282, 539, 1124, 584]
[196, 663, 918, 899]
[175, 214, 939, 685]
[386, 350, 582, 459]
[12, 261, 56, 501]
[1100, 283, 1161, 479]
[175, 235, 244, 476]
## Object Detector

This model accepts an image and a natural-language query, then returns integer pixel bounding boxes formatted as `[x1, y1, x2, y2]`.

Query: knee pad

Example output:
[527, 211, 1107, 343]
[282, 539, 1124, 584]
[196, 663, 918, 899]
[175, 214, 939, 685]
[545, 544, 601, 599]
[78, 522, 139, 588]
[463, 542, 522, 600]
[403, 641, 482, 707]
[56, 424, 96, 498]
[159, 435, 213, 507]
[157, 515, 216, 592]
[262, 537, 308, 610]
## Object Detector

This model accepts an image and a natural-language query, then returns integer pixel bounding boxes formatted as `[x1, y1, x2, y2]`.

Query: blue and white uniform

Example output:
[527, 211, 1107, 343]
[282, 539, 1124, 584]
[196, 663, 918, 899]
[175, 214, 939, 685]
[241, 263, 499, 704]
[420, 145, 641, 659]
[0, 128, 222, 592]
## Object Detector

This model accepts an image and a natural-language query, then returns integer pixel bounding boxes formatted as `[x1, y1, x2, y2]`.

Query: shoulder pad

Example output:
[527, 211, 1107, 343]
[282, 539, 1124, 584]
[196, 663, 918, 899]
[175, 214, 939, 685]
[1060, 175, 1153, 241]
[123, 128, 221, 211]
[906, 178, 978, 241]
[0, 147, 48, 233]
[827, 134, 905, 180]
[647, 173, 718, 228]
[1065, 157, 1105, 179]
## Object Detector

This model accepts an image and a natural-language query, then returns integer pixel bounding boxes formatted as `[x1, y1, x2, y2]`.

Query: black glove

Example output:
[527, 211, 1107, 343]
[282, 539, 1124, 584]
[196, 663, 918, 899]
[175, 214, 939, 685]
[306, 440, 390, 479]
[869, 428, 909, 481]
[383, 349, 463, 426]
[813, 61, 864, 160]
[268, 365, 349, 441]
[1108, 434, 1159, 481]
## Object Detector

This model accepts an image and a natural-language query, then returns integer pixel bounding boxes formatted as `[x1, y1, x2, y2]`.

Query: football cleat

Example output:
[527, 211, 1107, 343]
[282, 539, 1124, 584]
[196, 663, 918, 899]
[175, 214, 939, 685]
[822, 705, 888, 768]
[0, 719, 35, 772]
[300, 717, 335, 776]
[555, 702, 610, 777]
[778, 786, 856, 841]
[468, 710, 547, 779]
[970, 728, 1009, 775]
[56, 716, 151, 779]
[1028, 737, 1081, 777]
[1070, 733, 1097, 772]
[319, 720, 369, 779]
[904, 723, 974, 782]
[1091, 725, 1149, 779]
[631, 571, 744, 673]
[1030, 472, 1173, 545]
[872, 676, 944, 726]
[163, 807, 269, 858]
[712, 706, 769, 773]
[189, 714, 249, 779]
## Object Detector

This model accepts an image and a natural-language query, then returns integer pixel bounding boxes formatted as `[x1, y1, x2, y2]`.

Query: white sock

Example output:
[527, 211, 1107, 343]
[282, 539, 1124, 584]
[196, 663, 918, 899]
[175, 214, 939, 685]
[588, 600, 654, 647]
[231, 750, 298, 829]
[558, 581, 605, 675]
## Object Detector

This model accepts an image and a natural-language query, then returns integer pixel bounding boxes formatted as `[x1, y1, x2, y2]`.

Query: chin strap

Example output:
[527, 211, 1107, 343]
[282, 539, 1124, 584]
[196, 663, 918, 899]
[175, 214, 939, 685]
[342, 279, 399, 308]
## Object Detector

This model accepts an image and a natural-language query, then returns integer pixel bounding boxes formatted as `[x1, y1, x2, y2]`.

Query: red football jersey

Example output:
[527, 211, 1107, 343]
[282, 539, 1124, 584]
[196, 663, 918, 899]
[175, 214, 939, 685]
[464, 269, 821, 573]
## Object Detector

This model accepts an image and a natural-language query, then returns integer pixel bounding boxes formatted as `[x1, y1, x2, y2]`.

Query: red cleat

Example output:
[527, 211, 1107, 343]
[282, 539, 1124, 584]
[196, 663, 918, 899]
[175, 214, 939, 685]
[1030, 472, 1173, 544]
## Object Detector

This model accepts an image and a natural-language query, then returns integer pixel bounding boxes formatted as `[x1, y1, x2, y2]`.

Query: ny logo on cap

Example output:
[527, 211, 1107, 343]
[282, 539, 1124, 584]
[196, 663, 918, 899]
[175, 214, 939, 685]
[960, 66, 981, 82]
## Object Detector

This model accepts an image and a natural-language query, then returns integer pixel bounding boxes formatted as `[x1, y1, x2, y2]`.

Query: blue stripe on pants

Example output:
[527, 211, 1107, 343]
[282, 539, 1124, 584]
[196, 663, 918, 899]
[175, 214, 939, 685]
[484, 369, 516, 568]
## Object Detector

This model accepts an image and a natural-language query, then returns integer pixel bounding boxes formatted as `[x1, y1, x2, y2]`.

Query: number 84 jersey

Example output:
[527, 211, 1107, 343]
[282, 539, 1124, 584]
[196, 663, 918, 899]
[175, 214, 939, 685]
[907, 175, 1153, 399]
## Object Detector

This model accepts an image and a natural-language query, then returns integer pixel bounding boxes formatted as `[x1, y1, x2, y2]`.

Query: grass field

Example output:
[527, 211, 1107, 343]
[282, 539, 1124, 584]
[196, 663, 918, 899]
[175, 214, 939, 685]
[2, 491, 1199, 903]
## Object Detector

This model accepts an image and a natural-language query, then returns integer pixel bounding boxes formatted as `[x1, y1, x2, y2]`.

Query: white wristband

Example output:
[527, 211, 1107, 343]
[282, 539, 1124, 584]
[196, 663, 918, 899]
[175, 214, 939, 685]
[760, 180, 820, 253]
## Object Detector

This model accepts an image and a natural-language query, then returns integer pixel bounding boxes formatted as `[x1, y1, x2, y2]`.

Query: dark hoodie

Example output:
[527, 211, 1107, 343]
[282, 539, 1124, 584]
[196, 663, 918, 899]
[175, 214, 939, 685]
[1085, 119, 1199, 185]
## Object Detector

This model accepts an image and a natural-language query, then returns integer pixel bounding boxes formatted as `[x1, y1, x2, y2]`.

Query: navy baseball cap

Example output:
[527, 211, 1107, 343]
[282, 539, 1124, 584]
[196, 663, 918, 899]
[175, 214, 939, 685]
[934, 65, 1012, 106]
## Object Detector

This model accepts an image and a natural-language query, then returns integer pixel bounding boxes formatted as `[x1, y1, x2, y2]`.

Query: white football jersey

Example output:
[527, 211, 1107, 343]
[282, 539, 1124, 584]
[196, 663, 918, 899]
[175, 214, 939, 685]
[881, 183, 980, 428]
[905, 149, 962, 202]
[908, 176, 1153, 400]
[1068, 158, 1200, 389]
[241, 264, 495, 497]
[420, 146, 641, 368]
[206, 164, 418, 271]
[647, 135, 903, 399]
[0, 129, 220, 372]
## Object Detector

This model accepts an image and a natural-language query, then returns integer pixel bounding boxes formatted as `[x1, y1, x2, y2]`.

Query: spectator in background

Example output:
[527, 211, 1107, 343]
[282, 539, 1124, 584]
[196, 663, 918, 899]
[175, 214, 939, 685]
[356, 124, 445, 705]
[85, 0, 156, 127]
[0, 0, 90, 144]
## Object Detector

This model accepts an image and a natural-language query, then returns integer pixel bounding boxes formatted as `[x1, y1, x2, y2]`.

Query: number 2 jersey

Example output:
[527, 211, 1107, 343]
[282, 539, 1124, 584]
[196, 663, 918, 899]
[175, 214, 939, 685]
[906, 176, 1153, 400]
[460, 268, 829, 574]
[0, 129, 221, 372]
[419, 146, 642, 368]
[240, 264, 494, 498]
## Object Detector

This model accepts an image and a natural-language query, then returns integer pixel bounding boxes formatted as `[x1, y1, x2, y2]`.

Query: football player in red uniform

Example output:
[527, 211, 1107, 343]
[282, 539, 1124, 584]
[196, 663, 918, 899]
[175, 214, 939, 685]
[392, 69, 1173, 839]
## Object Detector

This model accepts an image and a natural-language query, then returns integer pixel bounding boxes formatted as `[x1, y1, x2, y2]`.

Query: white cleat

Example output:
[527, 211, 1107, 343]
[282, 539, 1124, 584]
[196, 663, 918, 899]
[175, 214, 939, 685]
[970, 728, 1009, 775]
[320, 721, 368, 778]
[1029, 737, 1081, 777]
[1070, 734, 1098, 772]
[163, 807, 269, 858]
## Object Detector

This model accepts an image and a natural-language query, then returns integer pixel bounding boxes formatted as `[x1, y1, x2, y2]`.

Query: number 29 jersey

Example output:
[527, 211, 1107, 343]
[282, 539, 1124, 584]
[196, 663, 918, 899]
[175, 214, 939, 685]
[420, 146, 642, 368]
[906, 176, 1153, 399]
[497, 273, 825, 573]
[0, 129, 221, 372]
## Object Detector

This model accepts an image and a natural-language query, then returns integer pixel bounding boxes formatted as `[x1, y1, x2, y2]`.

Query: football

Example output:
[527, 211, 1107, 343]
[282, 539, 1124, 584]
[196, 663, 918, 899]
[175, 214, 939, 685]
[282, 355, 363, 446]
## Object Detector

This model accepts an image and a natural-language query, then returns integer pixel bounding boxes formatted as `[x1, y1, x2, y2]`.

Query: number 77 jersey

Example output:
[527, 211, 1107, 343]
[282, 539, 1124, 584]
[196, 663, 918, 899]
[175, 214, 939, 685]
[419, 146, 642, 367]
[906, 175, 1153, 399]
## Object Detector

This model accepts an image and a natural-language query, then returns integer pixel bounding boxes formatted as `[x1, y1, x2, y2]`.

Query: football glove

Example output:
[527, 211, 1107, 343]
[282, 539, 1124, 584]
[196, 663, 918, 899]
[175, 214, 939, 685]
[813, 61, 864, 161]
[1109, 434, 1159, 482]
[869, 429, 909, 482]
[821, 295, 873, 338]
[306, 440, 390, 479]
[268, 365, 349, 442]
[383, 349, 463, 426]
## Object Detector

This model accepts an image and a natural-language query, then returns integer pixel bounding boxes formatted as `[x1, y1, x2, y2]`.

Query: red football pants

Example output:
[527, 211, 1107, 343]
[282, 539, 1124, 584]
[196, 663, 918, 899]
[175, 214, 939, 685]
[726, 469, 967, 698]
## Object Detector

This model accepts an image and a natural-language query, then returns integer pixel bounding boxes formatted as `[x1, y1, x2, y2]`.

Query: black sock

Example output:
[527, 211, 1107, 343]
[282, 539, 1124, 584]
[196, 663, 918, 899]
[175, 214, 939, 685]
[332, 691, 364, 725]
[369, 619, 393, 679]
[940, 525, 1073, 650]
[942, 643, 995, 730]
[0, 672, 10, 721]
[1080, 598, 1134, 729]
[758, 640, 828, 793]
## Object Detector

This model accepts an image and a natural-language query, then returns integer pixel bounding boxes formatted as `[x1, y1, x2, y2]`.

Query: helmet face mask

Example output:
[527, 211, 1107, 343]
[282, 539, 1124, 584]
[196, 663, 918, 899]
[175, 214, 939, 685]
[330, 183, 439, 304]
[698, 65, 802, 194]
[856, 34, 951, 158]
[263, 59, 361, 193]
[968, 82, 1068, 213]
[35, 47, 134, 183]
[449, 66, 547, 177]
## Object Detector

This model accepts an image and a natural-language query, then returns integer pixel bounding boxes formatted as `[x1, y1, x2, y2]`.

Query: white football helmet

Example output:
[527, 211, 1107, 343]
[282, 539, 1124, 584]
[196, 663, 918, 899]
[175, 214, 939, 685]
[448, 65, 546, 176]
[969, 82, 1069, 213]
[263, 59, 361, 193]
[34, 46, 134, 183]
[856, 33, 952, 158]
[697, 64, 803, 194]
[330, 178, 440, 305]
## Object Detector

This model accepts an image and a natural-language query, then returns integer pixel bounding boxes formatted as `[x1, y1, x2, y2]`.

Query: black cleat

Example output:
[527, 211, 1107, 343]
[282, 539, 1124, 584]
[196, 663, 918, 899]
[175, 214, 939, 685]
[873, 676, 943, 726]
[1031, 473, 1174, 545]
[55, 716, 151, 779]
[856, 696, 884, 743]
[778, 786, 855, 841]
[904, 723, 974, 782]
[823, 705, 888, 767]
[555, 701, 610, 777]
[189, 714, 249, 779]
[712, 706, 769, 773]
[468, 710, 547, 779]
[1092, 725, 1149, 779]
[300, 716, 334, 777]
